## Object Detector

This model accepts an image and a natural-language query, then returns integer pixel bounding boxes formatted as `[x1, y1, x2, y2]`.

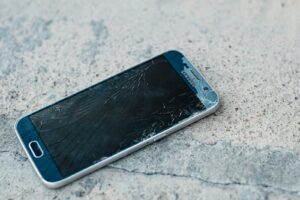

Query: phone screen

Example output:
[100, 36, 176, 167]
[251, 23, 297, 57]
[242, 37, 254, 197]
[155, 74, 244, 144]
[29, 55, 205, 177]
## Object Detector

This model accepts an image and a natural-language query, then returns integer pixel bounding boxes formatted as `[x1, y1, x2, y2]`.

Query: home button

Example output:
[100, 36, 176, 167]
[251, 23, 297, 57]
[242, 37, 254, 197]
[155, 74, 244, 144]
[28, 141, 43, 158]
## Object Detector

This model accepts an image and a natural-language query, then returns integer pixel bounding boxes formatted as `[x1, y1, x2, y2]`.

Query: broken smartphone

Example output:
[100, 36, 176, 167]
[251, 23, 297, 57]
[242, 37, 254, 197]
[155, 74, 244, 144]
[15, 50, 220, 188]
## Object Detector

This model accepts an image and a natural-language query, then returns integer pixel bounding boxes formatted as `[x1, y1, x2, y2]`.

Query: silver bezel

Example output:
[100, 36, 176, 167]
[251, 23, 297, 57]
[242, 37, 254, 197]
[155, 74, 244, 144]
[14, 52, 220, 188]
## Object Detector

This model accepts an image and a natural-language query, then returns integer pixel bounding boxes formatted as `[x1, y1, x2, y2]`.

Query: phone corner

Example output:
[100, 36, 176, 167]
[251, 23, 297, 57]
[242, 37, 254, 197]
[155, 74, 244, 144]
[28, 161, 66, 189]
[41, 170, 86, 189]
[209, 92, 221, 113]
[41, 177, 64, 189]
[164, 50, 185, 58]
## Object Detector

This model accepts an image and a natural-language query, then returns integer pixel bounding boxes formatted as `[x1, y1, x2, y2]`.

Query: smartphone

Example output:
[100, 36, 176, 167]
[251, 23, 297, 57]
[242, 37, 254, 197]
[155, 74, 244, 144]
[15, 50, 220, 188]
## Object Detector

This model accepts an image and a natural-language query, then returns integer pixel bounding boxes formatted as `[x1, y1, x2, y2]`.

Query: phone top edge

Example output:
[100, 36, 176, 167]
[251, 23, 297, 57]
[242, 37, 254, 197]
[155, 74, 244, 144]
[163, 50, 220, 109]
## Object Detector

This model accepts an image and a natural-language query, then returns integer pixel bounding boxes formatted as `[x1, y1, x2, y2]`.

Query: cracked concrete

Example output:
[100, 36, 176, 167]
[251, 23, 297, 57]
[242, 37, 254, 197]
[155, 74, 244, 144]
[0, 0, 300, 199]
[109, 140, 300, 194]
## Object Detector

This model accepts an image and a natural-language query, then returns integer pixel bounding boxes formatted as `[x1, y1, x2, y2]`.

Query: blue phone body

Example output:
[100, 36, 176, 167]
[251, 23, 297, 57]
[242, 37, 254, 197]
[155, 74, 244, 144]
[15, 50, 220, 188]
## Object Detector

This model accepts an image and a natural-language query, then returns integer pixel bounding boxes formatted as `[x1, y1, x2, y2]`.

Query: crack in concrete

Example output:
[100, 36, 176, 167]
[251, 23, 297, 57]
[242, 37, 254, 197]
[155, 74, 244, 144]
[106, 139, 300, 194]
[107, 165, 300, 196]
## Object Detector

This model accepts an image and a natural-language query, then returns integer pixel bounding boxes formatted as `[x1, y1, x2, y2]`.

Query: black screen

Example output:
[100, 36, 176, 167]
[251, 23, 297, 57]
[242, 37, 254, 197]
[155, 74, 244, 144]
[30, 55, 205, 176]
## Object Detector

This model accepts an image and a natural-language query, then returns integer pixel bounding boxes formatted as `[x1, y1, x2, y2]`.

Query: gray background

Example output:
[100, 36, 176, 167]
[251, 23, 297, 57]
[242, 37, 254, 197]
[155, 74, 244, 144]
[0, 0, 299, 199]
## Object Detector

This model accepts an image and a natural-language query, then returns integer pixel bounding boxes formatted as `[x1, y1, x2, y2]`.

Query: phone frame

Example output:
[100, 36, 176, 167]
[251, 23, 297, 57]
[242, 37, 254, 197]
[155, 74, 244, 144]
[15, 50, 220, 188]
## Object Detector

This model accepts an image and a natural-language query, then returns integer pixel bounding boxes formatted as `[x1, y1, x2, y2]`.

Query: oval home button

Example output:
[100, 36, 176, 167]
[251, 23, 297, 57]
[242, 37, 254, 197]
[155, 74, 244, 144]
[28, 141, 43, 158]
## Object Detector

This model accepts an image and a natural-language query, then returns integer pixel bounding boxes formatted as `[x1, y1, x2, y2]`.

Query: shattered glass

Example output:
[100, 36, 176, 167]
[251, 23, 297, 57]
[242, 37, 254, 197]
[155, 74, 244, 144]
[181, 57, 218, 107]
[30, 55, 205, 177]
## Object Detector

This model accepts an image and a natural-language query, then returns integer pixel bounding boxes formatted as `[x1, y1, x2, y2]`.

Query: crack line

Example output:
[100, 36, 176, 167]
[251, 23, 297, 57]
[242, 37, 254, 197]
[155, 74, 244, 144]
[107, 165, 300, 196]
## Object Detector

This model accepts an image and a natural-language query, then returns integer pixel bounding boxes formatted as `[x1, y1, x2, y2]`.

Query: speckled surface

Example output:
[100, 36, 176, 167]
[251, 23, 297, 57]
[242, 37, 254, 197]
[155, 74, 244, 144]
[0, 0, 300, 199]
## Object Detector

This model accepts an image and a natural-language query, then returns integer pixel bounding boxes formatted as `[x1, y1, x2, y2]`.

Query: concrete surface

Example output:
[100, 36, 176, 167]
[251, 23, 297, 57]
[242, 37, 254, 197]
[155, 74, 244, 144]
[0, 0, 299, 199]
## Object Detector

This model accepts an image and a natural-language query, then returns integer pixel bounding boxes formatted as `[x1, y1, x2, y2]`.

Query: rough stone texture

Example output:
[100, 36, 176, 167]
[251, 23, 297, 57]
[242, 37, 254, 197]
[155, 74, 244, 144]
[0, 0, 299, 199]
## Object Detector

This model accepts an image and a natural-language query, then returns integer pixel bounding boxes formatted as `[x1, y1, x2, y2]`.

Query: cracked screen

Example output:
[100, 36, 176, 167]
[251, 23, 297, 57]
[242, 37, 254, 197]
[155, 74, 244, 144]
[30, 55, 205, 177]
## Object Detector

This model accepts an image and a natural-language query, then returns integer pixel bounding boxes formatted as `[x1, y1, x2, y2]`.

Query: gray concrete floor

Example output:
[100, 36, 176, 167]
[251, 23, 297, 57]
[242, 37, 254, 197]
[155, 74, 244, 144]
[0, 0, 299, 199]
